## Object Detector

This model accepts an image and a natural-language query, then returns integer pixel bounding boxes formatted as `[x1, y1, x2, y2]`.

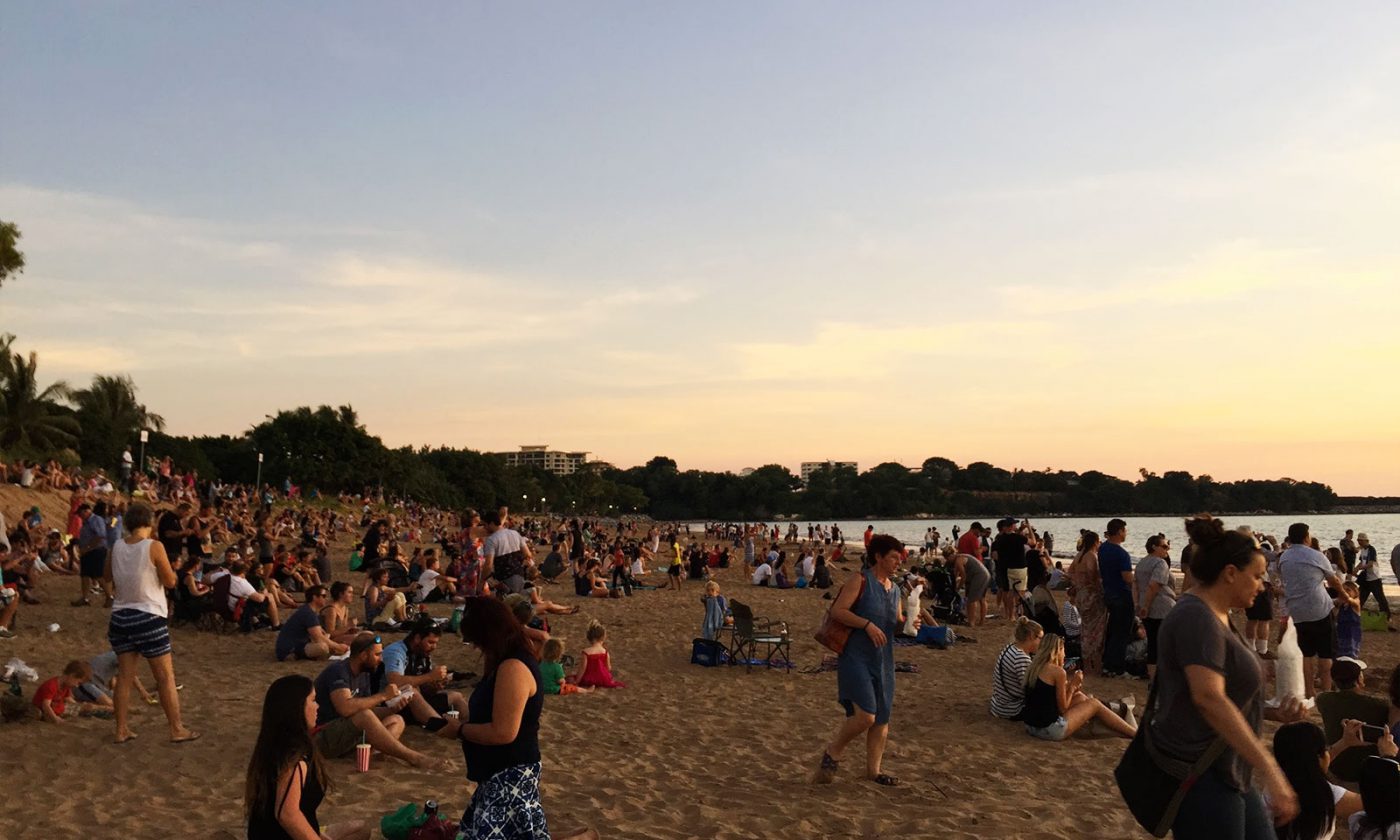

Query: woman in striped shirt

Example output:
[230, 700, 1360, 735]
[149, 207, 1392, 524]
[990, 617, 1044, 720]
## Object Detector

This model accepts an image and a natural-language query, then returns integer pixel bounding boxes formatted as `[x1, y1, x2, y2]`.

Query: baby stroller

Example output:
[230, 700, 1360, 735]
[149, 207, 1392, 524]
[925, 564, 966, 626]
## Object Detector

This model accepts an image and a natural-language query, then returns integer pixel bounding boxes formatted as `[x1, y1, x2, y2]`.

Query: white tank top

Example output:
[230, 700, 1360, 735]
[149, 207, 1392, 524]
[110, 538, 168, 618]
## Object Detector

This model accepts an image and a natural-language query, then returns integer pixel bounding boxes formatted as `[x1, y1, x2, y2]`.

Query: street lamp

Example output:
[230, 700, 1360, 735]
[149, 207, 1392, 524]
[256, 451, 264, 492]
[540, 496, 546, 514]
[138, 429, 149, 478]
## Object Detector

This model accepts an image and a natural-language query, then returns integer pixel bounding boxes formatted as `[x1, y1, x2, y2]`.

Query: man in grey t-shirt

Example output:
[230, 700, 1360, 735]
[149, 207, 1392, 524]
[1279, 523, 1344, 698]
[480, 509, 532, 595]
[1135, 534, 1176, 680]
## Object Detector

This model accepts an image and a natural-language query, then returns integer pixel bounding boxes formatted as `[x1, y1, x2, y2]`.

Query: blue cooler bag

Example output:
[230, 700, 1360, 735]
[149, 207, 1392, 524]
[691, 638, 727, 666]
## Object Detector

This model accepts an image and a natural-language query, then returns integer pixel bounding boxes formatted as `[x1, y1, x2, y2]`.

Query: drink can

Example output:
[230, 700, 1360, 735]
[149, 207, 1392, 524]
[355, 742, 372, 773]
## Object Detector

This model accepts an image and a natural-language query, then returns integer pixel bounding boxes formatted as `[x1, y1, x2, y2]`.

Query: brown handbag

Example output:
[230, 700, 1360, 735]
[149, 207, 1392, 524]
[814, 573, 867, 654]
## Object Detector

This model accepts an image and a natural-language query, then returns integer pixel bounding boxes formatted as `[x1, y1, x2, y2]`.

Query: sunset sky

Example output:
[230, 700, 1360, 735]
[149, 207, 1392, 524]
[4, 3, 1398, 494]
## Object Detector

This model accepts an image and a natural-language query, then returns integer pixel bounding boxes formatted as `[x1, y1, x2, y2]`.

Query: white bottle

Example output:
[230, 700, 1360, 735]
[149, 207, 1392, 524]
[1271, 619, 1308, 708]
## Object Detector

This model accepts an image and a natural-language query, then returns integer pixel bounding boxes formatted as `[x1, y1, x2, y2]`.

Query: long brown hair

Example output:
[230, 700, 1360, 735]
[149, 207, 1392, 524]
[244, 674, 327, 821]
[458, 596, 527, 673]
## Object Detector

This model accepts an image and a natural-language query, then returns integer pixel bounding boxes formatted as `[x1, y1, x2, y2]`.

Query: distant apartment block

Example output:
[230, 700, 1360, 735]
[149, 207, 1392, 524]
[801, 460, 858, 483]
[497, 445, 590, 475]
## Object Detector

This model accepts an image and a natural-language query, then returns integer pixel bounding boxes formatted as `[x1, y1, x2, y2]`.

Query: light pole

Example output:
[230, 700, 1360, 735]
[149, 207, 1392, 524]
[256, 451, 263, 493]
[540, 496, 546, 514]
[138, 429, 149, 476]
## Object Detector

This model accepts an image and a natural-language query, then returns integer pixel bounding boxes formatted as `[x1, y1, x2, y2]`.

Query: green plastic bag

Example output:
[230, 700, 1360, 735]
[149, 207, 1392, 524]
[1362, 610, 1390, 632]
[380, 803, 427, 840]
[348, 550, 364, 572]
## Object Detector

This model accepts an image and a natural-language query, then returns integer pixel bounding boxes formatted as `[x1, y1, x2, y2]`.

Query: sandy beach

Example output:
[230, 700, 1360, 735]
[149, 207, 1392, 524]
[2, 487, 1393, 839]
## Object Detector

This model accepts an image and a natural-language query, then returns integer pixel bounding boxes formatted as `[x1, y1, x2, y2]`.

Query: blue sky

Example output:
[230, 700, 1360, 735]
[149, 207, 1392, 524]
[4, 2, 1399, 492]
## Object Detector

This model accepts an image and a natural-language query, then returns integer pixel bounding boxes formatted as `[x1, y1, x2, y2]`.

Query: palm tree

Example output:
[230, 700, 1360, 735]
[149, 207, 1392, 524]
[0, 347, 79, 453]
[72, 374, 165, 469]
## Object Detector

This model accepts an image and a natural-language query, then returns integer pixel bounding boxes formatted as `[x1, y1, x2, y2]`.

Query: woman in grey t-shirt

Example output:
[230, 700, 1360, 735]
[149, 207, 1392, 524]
[1153, 516, 1308, 839]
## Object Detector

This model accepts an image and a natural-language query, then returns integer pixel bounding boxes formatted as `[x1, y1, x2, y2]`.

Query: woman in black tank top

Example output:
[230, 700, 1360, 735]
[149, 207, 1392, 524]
[449, 598, 597, 840]
[245, 675, 368, 840]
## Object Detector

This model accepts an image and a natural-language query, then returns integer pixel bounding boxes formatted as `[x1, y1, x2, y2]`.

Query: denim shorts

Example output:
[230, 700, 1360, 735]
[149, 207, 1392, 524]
[1027, 716, 1068, 741]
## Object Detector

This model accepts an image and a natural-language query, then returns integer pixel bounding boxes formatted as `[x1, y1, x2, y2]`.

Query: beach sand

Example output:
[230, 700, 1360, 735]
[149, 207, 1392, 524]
[1, 491, 1391, 839]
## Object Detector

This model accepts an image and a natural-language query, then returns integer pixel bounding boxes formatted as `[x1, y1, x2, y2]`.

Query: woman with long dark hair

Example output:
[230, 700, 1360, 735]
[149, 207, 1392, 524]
[1272, 721, 1361, 840]
[245, 674, 368, 840]
[1352, 752, 1400, 839]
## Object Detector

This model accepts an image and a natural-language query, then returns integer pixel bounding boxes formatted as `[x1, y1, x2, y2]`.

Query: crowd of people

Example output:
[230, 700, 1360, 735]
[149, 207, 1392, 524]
[976, 514, 1400, 840]
[9, 457, 1400, 840]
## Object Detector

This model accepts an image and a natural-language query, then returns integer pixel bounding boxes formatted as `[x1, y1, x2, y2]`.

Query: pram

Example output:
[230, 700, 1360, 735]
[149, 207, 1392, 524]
[925, 564, 967, 625]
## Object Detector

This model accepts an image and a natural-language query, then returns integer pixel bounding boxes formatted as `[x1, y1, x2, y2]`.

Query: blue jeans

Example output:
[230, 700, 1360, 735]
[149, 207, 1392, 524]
[1102, 590, 1134, 673]
[1171, 767, 1275, 840]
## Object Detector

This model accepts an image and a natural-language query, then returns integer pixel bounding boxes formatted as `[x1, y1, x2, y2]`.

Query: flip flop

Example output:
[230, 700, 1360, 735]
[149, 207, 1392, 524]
[870, 774, 900, 787]
[813, 751, 840, 784]
[115, 733, 138, 744]
[170, 730, 202, 744]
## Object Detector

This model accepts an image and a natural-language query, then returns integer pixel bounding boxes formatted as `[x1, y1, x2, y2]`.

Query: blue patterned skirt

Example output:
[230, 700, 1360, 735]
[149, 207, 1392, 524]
[455, 762, 549, 840]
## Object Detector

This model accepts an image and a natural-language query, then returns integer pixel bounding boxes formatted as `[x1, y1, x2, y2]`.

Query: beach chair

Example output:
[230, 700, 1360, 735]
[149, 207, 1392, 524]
[726, 600, 791, 673]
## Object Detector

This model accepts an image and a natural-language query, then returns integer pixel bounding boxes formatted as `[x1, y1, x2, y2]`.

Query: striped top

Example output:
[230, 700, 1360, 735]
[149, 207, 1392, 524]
[990, 643, 1031, 719]
[1061, 601, 1082, 636]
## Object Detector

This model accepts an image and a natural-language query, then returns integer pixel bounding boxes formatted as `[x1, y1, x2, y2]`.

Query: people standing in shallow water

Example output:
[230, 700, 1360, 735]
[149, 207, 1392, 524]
[813, 534, 905, 787]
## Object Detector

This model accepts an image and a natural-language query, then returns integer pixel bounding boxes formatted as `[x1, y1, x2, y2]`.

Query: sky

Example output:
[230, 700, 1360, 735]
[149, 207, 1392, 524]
[3, 2, 1399, 494]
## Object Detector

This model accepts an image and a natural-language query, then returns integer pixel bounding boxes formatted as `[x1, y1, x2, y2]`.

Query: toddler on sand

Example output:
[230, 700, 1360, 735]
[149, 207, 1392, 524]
[575, 620, 626, 688]
[540, 638, 592, 696]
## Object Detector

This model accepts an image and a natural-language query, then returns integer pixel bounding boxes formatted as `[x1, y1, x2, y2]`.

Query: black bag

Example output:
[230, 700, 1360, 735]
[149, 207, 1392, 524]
[691, 638, 726, 667]
[1114, 681, 1230, 837]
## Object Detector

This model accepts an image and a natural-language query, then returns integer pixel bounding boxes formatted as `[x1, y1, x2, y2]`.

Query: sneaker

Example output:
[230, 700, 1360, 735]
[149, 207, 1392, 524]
[0, 627, 14, 639]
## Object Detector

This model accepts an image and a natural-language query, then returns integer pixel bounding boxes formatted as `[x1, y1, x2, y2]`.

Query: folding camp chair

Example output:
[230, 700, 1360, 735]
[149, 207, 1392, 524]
[726, 600, 792, 672]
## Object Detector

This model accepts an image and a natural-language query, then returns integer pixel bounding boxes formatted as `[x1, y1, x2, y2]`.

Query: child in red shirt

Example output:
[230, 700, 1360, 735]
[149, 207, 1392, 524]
[34, 660, 91, 723]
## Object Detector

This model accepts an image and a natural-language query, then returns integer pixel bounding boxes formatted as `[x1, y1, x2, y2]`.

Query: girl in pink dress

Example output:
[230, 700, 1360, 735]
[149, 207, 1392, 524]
[574, 620, 626, 688]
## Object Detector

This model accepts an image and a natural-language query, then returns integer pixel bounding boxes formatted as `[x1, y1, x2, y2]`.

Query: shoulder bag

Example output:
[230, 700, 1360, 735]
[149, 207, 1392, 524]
[814, 572, 867, 655]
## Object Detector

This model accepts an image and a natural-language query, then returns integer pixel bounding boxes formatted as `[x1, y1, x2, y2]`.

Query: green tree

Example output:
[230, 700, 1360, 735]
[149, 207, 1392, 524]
[0, 346, 79, 453]
[72, 374, 166, 471]
[0, 221, 23, 289]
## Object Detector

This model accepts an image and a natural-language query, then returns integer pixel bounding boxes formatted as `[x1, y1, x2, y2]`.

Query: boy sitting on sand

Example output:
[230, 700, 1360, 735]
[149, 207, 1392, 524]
[34, 660, 107, 723]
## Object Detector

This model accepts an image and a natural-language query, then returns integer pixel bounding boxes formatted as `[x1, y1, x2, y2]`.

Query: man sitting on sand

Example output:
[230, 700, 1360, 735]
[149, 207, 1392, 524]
[381, 621, 469, 719]
[275, 585, 349, 661]
[319, 581, 363, 646]
[312, 633, 443, 769]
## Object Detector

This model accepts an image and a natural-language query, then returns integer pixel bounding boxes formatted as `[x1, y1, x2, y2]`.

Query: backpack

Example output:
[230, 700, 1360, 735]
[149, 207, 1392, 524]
[691, 638, 727, 667]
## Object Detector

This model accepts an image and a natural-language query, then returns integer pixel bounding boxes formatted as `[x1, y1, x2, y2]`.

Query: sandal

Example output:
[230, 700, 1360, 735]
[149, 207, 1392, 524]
[813, 751, 840, 784]
[870, 773, 900, 787]
[170, 730, 202, 744]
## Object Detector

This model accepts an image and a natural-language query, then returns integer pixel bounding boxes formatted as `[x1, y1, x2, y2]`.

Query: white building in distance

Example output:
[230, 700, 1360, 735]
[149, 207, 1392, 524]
[497, 445, 590, 476]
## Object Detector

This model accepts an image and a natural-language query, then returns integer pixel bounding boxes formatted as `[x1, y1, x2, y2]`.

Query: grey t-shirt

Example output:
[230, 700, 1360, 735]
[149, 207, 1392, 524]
[1134, 554, 1176, 620]
[1152, 593, 1263, 791]
[1279, 545, 1335, 623]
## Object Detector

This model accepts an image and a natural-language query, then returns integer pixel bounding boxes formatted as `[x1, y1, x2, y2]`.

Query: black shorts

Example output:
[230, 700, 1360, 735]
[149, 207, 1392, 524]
[80, 549, 107, 579]
[1295, 615, 1336, 659]
[1143, 618, 1163, 665]
[423, 690, 451, 715]
[1244, 586, 1273, 621]
[994, 564, 1010, 592]
[668, 566, 681, 577]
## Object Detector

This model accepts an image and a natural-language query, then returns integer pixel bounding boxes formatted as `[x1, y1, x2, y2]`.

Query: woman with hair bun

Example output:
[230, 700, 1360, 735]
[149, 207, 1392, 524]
[813, 534, 905, 787]
[1152, 515, 1310, 839]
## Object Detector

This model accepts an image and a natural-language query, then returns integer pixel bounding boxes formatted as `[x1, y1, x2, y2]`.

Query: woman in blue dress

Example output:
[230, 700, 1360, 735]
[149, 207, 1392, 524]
[814, 534, 905, 787]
